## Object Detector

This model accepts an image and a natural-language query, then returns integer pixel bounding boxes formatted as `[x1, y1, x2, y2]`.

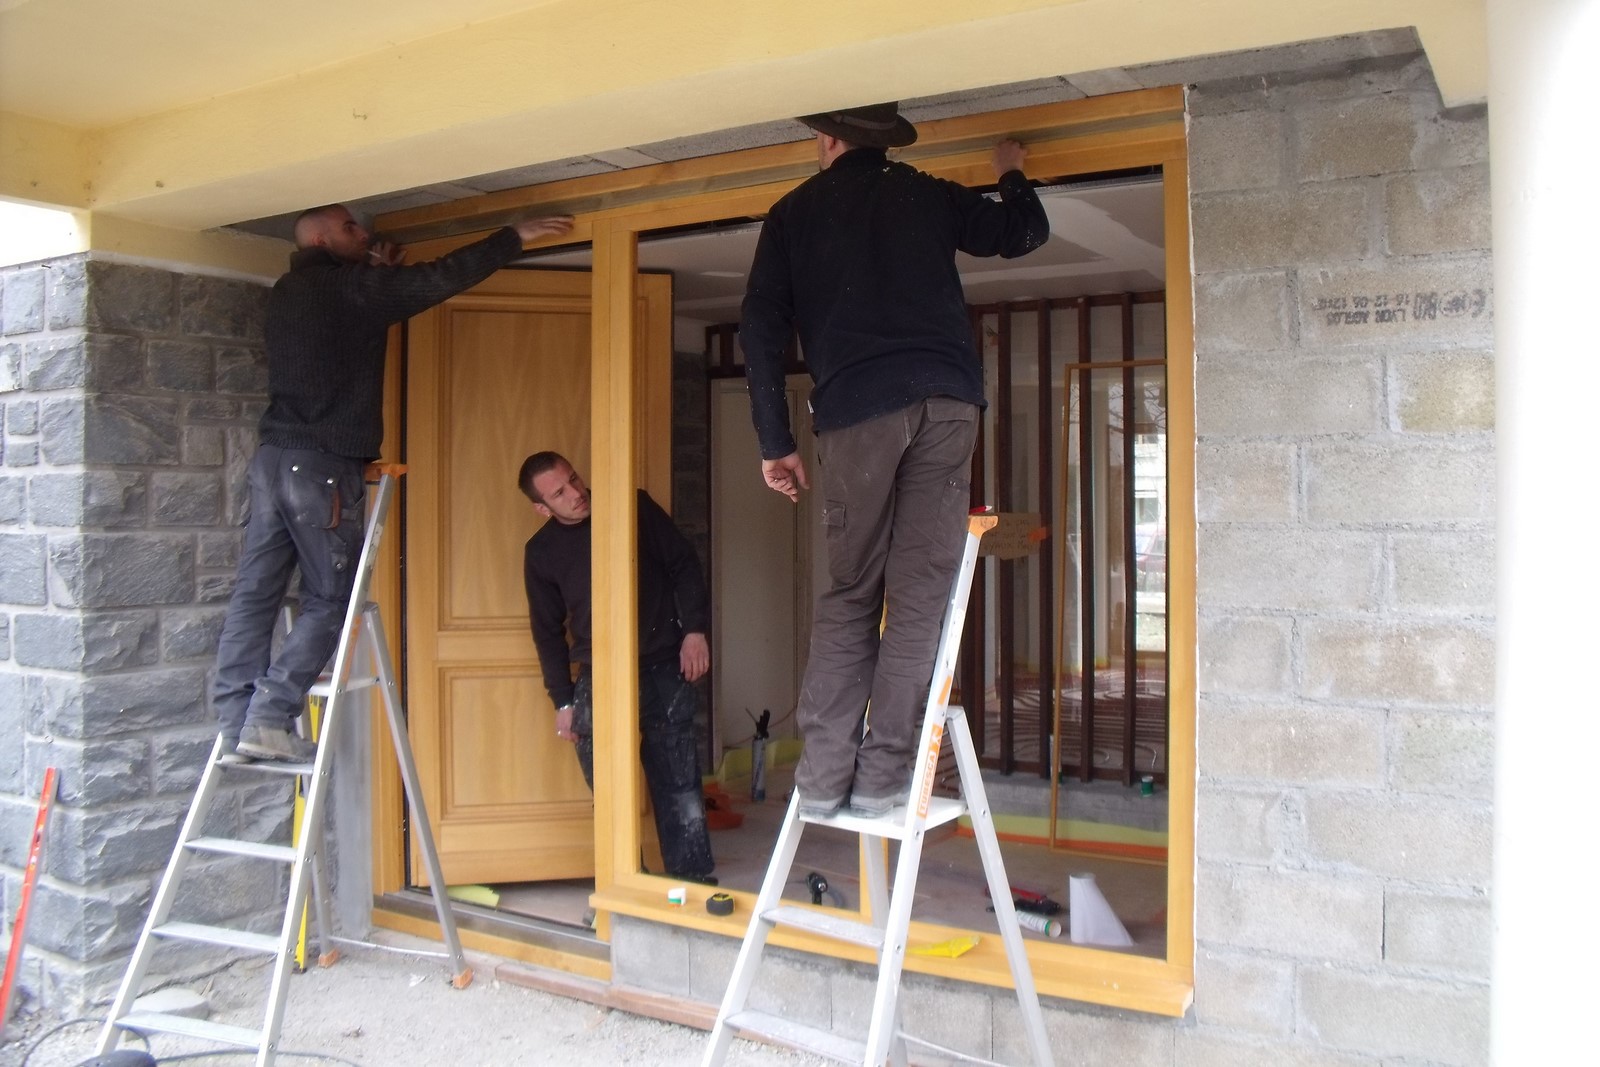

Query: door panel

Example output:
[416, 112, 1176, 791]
[406, 268, 671, 886]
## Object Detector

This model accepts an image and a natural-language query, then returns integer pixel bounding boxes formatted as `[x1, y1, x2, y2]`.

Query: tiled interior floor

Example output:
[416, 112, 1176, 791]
[487, 765, 1167, 959]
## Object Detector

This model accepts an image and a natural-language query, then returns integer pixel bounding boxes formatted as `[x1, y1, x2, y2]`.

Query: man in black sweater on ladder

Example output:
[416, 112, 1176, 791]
[215, 204, 573, 764]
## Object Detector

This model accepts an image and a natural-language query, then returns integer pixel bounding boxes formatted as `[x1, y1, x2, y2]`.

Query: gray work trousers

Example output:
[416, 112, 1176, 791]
[212, 445, 367, 738]
[793, 397, 979, 808]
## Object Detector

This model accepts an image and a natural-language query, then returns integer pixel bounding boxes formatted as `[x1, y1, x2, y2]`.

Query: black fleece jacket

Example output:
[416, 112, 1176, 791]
[259, 227, 524, 459]
[739, 148, 1049, 459]
[523, 490, 711, 709]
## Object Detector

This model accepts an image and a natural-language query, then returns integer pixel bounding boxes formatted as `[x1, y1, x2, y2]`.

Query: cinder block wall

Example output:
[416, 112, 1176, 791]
[614, 41, 1494, 1067]
[0, 256, 287, 1010]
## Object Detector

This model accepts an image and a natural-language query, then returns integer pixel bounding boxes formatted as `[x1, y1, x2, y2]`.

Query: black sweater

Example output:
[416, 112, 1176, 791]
[259, 227, 525, 459]
[739, 148, 1049, 459]
[523, 490, 711, 708]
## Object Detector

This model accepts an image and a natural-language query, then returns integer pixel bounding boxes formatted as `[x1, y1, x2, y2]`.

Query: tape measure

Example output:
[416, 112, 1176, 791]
[706, 892, 735, 916]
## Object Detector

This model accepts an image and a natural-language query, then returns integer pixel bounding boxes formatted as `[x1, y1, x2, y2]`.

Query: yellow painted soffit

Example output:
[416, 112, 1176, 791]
[11, 0, 1483, 234]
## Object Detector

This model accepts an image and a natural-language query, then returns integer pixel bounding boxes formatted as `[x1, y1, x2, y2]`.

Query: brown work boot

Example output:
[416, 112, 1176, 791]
[237, 724, 317, 763]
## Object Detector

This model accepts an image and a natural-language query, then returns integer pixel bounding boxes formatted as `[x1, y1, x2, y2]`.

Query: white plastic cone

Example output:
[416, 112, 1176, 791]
[1068, 872, 1133, 947]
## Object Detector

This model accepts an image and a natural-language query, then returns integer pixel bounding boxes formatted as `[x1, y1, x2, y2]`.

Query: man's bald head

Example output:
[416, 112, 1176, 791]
[292, 204, 372, 263]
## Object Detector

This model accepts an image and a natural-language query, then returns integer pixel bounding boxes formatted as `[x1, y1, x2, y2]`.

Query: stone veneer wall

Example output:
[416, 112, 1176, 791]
[611, 44, 1495, 1067]
[0, 256, 284, 1011]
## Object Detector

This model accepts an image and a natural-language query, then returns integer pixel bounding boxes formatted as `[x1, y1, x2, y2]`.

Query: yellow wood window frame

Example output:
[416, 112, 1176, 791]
[368, 86, 1195, 1016]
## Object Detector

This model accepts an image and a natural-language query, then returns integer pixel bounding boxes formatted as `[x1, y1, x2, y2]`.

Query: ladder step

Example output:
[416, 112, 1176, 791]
[153, 922, 279, 954]
[117, 1010, 263, 1049]
[307, 674, 377, 697]
[800, 795, 967, 838]
[218, 758, 315, 777]
[185, 837, 296, 863]
[765, 905, 885, 950]
[726, 1009, 869, 1064]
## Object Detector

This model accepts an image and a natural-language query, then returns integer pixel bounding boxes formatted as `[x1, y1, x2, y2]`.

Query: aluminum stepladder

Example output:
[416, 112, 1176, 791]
[98, 464, 471, 1066]
[704, 512, 1054, 1067]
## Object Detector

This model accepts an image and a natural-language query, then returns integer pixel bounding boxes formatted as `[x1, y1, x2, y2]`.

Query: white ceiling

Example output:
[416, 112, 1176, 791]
[517, 178, 1166, 330]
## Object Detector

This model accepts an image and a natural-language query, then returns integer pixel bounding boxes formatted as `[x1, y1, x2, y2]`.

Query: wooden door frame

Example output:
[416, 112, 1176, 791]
[368, 86, 1197, 1016]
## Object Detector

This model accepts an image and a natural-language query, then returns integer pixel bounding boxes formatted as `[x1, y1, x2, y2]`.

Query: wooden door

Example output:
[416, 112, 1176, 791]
[405, 268, 671, 885]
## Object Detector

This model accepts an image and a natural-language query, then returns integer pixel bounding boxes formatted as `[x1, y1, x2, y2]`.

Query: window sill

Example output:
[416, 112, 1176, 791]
[590, 878, 1192, 1018]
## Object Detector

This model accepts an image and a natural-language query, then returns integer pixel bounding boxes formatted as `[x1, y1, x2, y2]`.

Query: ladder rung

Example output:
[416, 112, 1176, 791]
[726, 1009, 869, 1063]
[764, 905, 885, 950]
[153, 922, 279, 954]
[307, 674, 377, 697]
[800, 795, 967, 838]
[185, 837, 296, 863]
[117, 1011, 263, 1049]
[219, 758, 314, 777]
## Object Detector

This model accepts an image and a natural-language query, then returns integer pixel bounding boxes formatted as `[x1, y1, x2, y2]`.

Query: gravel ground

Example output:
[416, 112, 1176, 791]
[2, 931, 833, 1067]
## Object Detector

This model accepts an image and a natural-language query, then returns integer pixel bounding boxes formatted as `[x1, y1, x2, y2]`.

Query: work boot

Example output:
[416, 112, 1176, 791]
[848, 789, 909, 817]
[237, 724, 317, 763]
[217, 733, 254, 766]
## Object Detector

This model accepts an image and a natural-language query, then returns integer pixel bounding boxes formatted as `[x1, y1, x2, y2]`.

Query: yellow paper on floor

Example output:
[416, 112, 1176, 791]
[910, 935, 979, 958]
[446, 884, 500, 907]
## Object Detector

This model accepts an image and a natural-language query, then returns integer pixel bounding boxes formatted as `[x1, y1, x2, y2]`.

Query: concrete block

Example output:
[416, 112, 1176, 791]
[171, 857, 286, 924]
[182, 425, 226, 467]
[146, 339, 215, 392]
[1198, 615, 1292, 697]
[48, 533, 195, 608]
[22, 335, 87, 390]
[1391, 531, 1493, 615]
[1197, 355, 1384, 436]
[1299, 967, 1488, 1065]
[1192, 948, 1295, 1036]
[1064, 67, 1144, 97]
[1302, 791, 1491, 885]
[893, 977, 994, 1060]
[85, 260, 176, 332]
[82, 395, 181, 465]
[37, 397, 84, 464]
[1196, 863, 1382, 962]
[7, 398, 39, 434]
[1300, 256, 1493, 349]
[610, 915, 691, 995]
[1189, 109, 1286, 194]
[48, 800, 188, 882]
[5, 440, 39, 466]
[29, 735, 150, 805]
[1414, 103, 1489, 170]
[1392, 350, 1493, 433]
[744, 947, 831, 1029]
[0, 532, 47, 604]
[215, 346, 268, 396]
[996, 997, 1173, 1066]
[18, 877, 149, 961]
[1196, 784, 1294, 866]
[904, 76, 1082, 123]
[1198, 441, 1296, 522]
[152, 730, 216, 794]
[0, 475, 25, 523]
[1384, 886, 1491, 978]
[1141, 34, 1420, 102]
[1294, 93, 1421, 181]
[162, 607, 227, 661]
[1193, 271, 1293, 354]
[1301, 618, 1493, 707]
[43, 256, 87, 330]
[1175, 1031, 1378, 1067]
[1192, 182, 1369, 273]
[1199, 526, 1381, 612]
[151, 472, 223, 526]
[685, 927, 739, 1004]
[1200, 703, 1383, 786]
[631, 119, 809, 163]
[1385, 165, 1490, 255]
[27, 471, 148, 528]
[1, 266, 46, 335]
[38, 667, 207, 739]
[85, 333, 145, 391]
[1305, 442, 1493, 524]
[1389, 710, 1493, 799]
[12, 610, 157, 672]
[1, 341, 19, 392]
[196, 573, 236, 604]
[183, 397, 242, 422]
[0, 674, 24, 791]
[0, 614, 8, 661]
[197, 531, 241, 569]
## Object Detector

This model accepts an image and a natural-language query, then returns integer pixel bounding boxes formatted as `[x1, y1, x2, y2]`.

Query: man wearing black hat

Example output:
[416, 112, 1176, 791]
[739, 102, 1049, 817]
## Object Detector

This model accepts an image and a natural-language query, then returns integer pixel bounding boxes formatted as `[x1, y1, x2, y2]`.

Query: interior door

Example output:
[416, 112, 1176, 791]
[405, 267, 672, 885]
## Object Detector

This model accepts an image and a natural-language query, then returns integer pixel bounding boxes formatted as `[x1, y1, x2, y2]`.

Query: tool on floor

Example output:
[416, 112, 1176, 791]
[96, 465, 471, 1067]
[2, 767, 57, 1036]
[702, 512, 1054, 1067]
[750, 709, 771, 801]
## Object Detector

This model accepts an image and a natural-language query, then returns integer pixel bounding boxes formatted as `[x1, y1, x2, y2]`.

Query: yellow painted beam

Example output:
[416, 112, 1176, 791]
[1, 110, 91, 209]
[61, 0, 1480, 233]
